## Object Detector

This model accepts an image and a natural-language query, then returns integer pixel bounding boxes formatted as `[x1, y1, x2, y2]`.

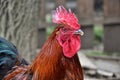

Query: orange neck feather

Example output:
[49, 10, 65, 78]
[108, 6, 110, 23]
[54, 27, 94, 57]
[29, 26, 83, 80]
[30, 27, 65, 80]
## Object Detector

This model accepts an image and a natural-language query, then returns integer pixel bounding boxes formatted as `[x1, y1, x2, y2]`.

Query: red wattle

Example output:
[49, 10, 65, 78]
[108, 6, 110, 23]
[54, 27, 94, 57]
[57, 34, 81, 58]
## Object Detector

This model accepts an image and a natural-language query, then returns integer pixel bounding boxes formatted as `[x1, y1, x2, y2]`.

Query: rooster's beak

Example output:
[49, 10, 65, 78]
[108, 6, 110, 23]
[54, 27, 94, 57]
[74, 29, 84, 36]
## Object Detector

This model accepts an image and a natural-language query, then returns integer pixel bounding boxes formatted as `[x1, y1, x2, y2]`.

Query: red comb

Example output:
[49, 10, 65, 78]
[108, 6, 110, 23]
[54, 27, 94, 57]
[52, 6, 80, 29]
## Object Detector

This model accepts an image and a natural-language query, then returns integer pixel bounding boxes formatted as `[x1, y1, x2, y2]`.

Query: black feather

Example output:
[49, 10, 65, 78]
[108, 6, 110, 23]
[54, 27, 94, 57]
[0, 37, 18, 55]
[0, 37, 29, 79]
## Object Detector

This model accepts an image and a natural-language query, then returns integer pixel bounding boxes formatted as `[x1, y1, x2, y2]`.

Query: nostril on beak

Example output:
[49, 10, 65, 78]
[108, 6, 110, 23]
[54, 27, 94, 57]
[74, 29, 84, 36]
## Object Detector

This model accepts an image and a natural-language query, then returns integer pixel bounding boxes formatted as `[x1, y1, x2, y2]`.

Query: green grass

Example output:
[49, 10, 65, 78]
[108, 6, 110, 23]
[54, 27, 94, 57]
[85, 51, 120, 57]
[46, 14, 55, 38]
[94, 24, 104, 44]
[86, 51, 108, 56]
[46, 26, 55, 38]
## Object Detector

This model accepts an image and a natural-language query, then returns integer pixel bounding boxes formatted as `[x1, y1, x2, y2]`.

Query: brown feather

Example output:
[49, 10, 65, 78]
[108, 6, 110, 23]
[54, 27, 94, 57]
[4, 25, 83, 80]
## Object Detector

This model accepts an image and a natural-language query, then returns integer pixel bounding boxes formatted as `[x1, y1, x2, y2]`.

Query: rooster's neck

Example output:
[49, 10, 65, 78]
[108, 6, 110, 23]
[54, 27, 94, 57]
[30, 27, 65, 80]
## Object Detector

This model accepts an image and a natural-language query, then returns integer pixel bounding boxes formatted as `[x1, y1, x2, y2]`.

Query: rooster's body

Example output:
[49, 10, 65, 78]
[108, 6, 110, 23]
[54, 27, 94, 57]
[4, 6, 84, 80]
[0, 37, 28, 80]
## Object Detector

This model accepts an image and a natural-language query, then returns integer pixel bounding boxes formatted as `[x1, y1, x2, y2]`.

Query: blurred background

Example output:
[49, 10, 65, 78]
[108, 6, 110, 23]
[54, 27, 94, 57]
[0, 0, 120, 80]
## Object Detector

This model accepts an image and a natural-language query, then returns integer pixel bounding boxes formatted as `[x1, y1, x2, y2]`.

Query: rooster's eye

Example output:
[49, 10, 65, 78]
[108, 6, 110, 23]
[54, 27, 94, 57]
[62, 27, 67, 31]
[62, 28, 71, 32]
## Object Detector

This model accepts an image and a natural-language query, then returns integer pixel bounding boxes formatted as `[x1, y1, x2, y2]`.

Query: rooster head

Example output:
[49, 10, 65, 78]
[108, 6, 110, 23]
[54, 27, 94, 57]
[52, 6, 84, 58]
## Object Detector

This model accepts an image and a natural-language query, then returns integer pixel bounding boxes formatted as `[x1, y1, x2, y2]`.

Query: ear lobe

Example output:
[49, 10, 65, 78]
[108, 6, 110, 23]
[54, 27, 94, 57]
[56, 31, 60, 35]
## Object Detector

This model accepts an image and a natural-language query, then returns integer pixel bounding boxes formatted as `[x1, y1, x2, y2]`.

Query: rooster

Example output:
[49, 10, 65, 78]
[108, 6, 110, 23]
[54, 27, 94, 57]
[0, 37, 28, 80]
[3, 6, 84, 80]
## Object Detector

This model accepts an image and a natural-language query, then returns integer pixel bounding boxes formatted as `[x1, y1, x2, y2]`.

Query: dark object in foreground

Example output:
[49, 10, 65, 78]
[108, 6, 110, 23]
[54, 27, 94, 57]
[0, 37, 28, 79]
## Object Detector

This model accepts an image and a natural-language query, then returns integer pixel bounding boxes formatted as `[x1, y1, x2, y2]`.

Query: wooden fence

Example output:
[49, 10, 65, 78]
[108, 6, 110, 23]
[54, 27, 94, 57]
[38, 0, 120, 52]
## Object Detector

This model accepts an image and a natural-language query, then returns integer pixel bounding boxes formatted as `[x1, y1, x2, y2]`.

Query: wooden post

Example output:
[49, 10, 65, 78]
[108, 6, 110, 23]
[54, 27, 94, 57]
[81, 25, 94, 49]
[77, 0, 94, 20]
[38, 28, 46, 48]
[77, 0, 94, 49]
[103, 0, 120, 52]
[38, 0, 46, 48]
[55, 0, 66, 7]
[104, 0, 120, 18]
[104, 23, 120, 52]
